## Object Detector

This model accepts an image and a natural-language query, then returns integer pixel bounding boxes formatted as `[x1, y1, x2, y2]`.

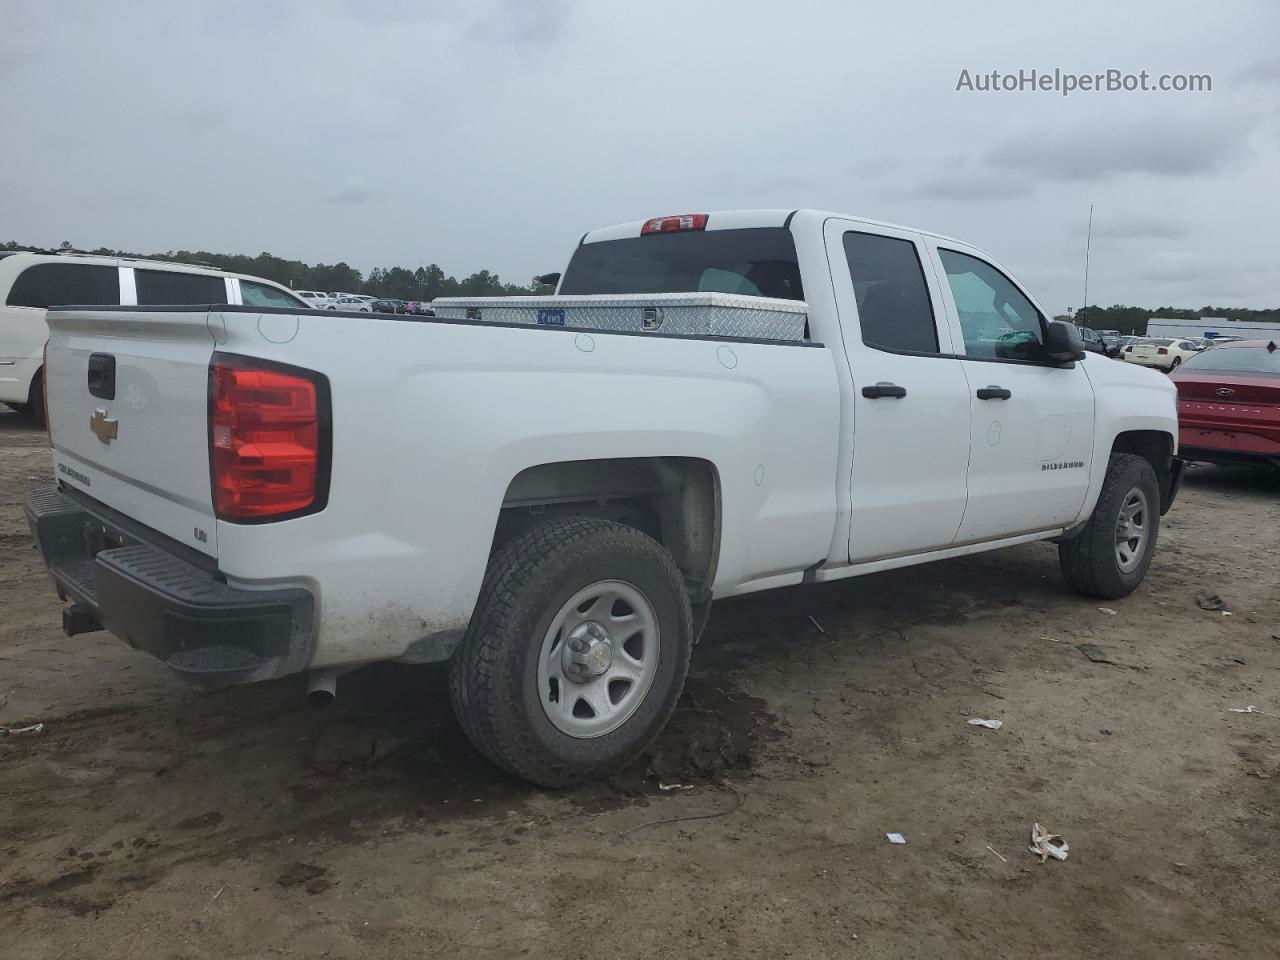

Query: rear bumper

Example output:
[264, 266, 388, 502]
[1178, 423, 1280, 465]
[24, 485, 315, 688]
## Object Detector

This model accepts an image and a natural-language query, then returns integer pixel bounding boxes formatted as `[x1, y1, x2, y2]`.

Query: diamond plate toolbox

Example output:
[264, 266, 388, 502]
[430, 293, 809, 342]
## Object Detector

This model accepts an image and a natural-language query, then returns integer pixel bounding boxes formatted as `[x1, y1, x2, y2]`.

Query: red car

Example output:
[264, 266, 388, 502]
[1171, 339, 1280, 468]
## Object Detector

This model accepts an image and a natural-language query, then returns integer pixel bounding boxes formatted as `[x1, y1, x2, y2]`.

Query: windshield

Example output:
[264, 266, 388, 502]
[559, 227, 803, 300]
[1181, 343, 1280, 377]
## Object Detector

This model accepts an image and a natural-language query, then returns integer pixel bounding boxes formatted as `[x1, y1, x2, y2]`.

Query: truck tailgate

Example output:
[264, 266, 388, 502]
[45, 307, 218, 557]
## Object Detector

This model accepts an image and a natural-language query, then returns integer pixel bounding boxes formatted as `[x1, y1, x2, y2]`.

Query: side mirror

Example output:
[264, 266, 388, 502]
[1044, 321, 1087, 364]
[533, 272, 561, 288]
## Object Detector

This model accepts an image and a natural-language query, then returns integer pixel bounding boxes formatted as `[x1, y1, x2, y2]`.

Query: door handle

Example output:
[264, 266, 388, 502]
[976, 386, 1012, 400]
[861, 382, 907, 399]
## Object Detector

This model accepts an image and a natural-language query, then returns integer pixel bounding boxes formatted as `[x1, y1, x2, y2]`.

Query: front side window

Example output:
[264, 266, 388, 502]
[135, 269, 226, 305]
[241, 280, 305, 309]
[6, 262, 120, 308]
[939, 249, 1045, 361]
[843, 232, 939, 354]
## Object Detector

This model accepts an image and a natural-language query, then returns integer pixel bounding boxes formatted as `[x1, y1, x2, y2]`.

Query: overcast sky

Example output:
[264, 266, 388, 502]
[2, 0, 1277, 313]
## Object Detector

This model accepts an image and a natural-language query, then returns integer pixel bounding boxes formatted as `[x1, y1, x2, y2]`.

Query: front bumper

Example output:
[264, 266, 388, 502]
[24, 485, 315, 688]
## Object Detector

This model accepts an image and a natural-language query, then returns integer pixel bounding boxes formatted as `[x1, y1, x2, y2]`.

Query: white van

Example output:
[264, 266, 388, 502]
[0, 252, 308, 423]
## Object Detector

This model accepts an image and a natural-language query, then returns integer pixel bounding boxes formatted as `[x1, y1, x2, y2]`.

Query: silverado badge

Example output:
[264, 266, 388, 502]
[90, 408, 118, 445]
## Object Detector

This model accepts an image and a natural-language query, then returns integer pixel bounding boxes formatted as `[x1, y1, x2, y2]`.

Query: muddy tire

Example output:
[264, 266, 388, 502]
[24, 370, 45, 429]
[1059, 453, 1161, 600]
[449, 516, 693, 788]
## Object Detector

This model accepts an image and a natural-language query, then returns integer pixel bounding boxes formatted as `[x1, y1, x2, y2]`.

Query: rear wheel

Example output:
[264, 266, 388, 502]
[1168, 356, 1182, 372]
[450, 516, 693, 787]
[1059, 453, 1161, 600]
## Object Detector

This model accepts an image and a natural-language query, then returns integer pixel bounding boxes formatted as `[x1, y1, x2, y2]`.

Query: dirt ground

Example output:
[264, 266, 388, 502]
[2, 406, 1278, 960]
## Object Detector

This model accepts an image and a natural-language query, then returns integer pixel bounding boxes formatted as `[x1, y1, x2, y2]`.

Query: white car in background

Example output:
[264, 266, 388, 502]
[296, 290, 336, 309]
[330, 295, 374, 312]
[1122, 337, 1199, 372]
[0, 251, 306, 424]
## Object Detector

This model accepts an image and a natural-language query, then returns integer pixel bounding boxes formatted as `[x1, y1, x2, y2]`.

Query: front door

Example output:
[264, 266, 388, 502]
[826, 220, 973, 563]
[928, 244, 1095, 544]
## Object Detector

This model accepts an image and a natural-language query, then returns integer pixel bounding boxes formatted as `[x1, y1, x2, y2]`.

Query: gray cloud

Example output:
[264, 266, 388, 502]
[324, 178, 375, 205]
[1235, 58, 1280, 86]
[985, 113, 1257, 181]
[889, 168, 1035, 202]
[1069, 213, 1188, 241]
[2, 0, 1277, 316]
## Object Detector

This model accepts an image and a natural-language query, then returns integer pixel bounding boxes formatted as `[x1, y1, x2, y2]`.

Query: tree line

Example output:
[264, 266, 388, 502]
[1057, 304, 1280, 335]
[1, 241, 547, 300]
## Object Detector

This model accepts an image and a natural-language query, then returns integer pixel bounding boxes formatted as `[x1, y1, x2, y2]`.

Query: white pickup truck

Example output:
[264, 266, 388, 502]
[26, 209, 1182, 786]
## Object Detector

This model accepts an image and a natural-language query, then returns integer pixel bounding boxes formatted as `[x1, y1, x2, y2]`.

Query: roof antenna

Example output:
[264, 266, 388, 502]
[1081, 203, 1093, 329]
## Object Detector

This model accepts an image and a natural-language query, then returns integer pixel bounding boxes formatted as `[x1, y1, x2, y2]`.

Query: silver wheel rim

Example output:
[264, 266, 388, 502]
[1114, 486, 1150, 574]
[536, 579, 660, 739]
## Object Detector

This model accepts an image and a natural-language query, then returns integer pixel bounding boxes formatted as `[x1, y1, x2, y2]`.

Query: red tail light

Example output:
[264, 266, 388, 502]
[209, 354, 330, 521]
[1157, 347, 1168, 355]
[641, 213, 708, 235]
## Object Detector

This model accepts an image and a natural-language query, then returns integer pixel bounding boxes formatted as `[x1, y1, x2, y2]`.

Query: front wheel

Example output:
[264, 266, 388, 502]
[1059, 453, 1161, 600]
[450, 516, 693, 787]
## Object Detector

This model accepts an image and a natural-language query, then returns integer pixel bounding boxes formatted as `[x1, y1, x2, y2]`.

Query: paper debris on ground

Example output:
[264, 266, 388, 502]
[3, 723, 44, 736]
[1039, 635, 1060, 643]
[885, 832, 907, 845]
[1029, 823, 1069, 862]
[986, 845, 1008, 863]
[1097, 607, 1118, 615]
[967, 718, 1004, 730]
[657, 782, 693, 791]
[807, 615, 826, 635]
[1229, 705, 1280, 718]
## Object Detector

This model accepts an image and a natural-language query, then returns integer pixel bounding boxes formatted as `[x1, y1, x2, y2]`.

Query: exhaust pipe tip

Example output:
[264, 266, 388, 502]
[306, 687, 336, 708]
[305, 668, 340, 707]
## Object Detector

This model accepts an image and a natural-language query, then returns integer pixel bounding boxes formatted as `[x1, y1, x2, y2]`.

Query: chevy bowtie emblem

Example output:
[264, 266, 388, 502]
[1215, 387, 1235, 398]
[90, 408, 118, 444]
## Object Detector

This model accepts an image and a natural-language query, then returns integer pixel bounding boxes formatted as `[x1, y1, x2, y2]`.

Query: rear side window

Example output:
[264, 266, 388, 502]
[6, 263, 120, 308]
[135, 269, 226, 305]
[241, 281, 305, 309]
[560, 227, 803, 301]
[843, 232, 938, 354]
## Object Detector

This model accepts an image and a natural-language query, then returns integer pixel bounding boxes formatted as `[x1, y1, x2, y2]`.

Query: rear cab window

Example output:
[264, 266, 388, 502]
[6, 262, 121, 308]
[559, 227, 804, 301]
[1181, 343, 1280, 376]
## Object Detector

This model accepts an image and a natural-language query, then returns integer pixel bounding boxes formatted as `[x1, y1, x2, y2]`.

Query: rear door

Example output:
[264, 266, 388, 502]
[927, 244, 1094, 544]
[46, 308, 219, 556]
[824, 220, 972, 562]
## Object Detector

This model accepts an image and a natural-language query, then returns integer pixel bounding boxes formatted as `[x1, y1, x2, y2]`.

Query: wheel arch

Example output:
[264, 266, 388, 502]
[495, 456, 722, 603]
[1111, 429, 1179, 514]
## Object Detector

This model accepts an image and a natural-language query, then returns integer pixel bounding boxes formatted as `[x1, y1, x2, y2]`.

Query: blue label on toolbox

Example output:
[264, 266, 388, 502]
[536, 309, 566, 326]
